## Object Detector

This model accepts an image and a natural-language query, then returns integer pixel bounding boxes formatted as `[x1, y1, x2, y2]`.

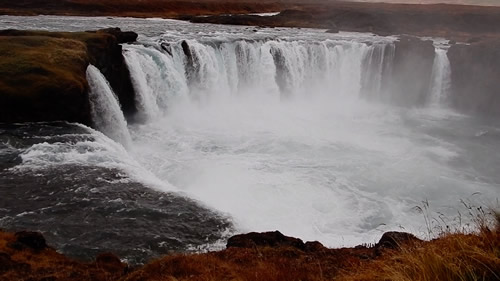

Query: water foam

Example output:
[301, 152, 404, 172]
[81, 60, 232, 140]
[124, 36, 498, 247]
[10, 124, 174, 193]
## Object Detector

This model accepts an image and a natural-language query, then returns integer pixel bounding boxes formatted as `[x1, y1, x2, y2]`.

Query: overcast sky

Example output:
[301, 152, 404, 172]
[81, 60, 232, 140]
[350, 0, 499, 5]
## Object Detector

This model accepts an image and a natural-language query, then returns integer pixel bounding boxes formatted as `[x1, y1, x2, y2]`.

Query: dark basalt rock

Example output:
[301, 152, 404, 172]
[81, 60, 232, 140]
[375, 231, 422, 250]
[448, 39, 500, 117]
[87, 28, 138, 117]
[96, 253, 128, 274]
[227, 231, 306, 250]
[14, 231, 48, 251]
[96, 28, 138, 44]
[390, 36, 436, 106]
[304, 241, 327, 252]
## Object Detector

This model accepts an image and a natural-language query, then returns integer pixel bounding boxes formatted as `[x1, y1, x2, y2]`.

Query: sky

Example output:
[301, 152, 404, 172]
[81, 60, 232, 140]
[350, 0, 500, 5]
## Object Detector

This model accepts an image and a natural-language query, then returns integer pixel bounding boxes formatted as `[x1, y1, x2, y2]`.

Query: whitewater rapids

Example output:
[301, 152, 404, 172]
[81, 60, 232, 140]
[1, 16, 499, 253]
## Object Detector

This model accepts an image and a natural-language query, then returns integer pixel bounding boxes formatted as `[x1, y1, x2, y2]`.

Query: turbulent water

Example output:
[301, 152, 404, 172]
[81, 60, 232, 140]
[1, 15, 499, 264]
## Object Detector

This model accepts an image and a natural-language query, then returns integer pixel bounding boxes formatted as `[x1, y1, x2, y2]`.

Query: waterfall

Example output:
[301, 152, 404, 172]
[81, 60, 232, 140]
[123, 39, 389, 119]
[123, 45, 189, 121]
[429, 48, 451, 106]
[361, 43, 396, 102]
[86, 65, 132, 148]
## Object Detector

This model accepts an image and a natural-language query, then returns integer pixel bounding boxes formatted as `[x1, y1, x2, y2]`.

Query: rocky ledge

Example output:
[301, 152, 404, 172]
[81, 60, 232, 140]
[0, 225, 498, 281]
[0, 28, 137, 125]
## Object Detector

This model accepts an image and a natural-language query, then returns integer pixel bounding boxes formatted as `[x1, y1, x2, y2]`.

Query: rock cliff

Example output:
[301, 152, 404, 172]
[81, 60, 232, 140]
[0, 28, 137, 125]
[448, 39, 500, 117]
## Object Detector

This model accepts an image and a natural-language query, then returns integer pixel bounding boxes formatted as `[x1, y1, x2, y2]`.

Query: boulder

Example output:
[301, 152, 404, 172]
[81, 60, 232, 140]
[227, 231, 306, 250]
[96, 252, 128, 274]
[14, 231, 48, 251]
[304, 241, 328, 252]
[375, 231, 422, 250]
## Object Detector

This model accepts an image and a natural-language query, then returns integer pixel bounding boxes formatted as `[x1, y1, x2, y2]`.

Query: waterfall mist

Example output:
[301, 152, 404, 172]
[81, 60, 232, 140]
[1, 15, 498, 263]
[122, 35, 498, 246]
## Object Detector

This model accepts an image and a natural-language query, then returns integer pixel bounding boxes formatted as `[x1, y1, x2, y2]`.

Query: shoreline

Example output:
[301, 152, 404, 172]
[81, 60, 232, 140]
[1, 219, 498, 280]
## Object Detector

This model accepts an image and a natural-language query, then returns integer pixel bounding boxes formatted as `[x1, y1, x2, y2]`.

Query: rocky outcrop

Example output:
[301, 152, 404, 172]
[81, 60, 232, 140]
[0, 231, 129, 281]
[11, 231, 48, 252]
[227, 231, 307, 250]
[86, 28, 138, 116]
[0, 28, 137, 125]
[448, 39, 500, 117]
[375, 231, 422, 251]
[2, 227, 498, 281]
[390, 36, 436, 106]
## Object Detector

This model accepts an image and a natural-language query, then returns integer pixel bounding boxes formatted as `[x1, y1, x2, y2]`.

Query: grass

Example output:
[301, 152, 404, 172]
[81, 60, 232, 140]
[0, 29, 123, 123]
[0, 210, 498, 280]
[0, 34, 90, 98]
[338, 210, 500, 281]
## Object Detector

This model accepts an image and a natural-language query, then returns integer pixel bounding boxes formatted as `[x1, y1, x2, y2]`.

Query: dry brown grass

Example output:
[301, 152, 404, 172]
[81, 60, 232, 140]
[1, 212, 498, 280]
[0, 231, 128, 281]
[0, 33, 90, 98]
[338, 212, 500, 281]
[122, 243, 373, 281]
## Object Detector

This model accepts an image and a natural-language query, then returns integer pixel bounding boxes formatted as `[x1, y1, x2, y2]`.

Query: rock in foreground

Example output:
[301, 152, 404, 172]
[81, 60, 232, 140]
[0, 226, 498, 281]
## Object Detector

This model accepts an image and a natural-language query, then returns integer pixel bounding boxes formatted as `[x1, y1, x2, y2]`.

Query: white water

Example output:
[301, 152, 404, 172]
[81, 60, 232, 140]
[11, 123, 171, 192]
[429, 48, 452, 106]
[124, 40, 389, 109]
[86, 65, 133, 147]
[123, 38, 498, 246]
[1, 15, 496, 248]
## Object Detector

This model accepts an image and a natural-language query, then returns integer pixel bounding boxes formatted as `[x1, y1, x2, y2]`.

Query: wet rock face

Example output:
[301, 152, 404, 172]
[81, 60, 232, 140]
[87, 28, 138, 116]
[390, 36, 436, 106]
[448, 39, 500, 117]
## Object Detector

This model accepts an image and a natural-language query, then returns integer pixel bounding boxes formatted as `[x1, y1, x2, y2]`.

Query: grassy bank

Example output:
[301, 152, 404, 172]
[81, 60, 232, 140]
[1, 212, 498, 281]
[0, 29, 137, 124]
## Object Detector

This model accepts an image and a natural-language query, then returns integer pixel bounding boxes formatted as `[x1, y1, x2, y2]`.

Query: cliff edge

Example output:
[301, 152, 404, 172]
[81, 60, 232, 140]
[0, 28, 137, 125]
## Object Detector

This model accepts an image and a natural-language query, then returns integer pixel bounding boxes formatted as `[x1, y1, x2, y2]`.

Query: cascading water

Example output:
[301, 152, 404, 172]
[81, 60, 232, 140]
[361, 43, 396, 101]
[122, 36, 499, 247]
[2, 16, 500, 260]
[429, 48, 452, 106]
[124, 39, 392, 109]
[86, 64, 132, 147]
